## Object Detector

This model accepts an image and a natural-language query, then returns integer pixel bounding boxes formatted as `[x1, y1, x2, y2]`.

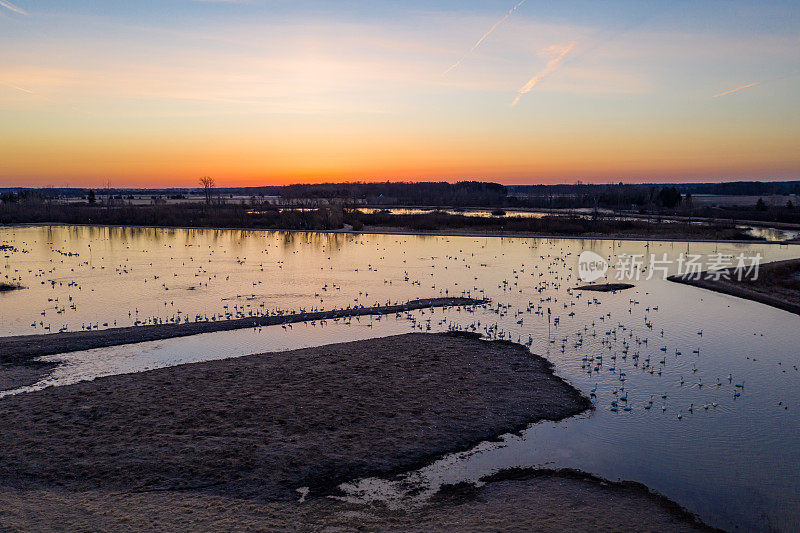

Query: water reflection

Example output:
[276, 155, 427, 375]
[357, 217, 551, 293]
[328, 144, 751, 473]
[1, 225, 800, 531]
[742, 226, 800, 242]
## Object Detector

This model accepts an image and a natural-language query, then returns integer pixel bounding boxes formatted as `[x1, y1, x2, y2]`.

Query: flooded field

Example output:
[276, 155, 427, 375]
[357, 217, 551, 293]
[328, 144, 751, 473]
[361, 208, 799, 241]
[2, 224, 800, 531]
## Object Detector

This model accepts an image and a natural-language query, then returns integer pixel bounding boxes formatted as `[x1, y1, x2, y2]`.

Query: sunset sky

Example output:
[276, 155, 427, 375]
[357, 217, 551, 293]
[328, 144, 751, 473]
[1, 0, 798, 187]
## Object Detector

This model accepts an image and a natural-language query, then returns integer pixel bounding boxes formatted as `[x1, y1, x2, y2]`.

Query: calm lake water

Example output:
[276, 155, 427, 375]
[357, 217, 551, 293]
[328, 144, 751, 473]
[1, 225, 799, 531]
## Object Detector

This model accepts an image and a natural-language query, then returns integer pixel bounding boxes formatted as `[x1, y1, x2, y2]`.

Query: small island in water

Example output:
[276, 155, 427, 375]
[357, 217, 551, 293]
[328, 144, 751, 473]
[575, 283, 635, 292]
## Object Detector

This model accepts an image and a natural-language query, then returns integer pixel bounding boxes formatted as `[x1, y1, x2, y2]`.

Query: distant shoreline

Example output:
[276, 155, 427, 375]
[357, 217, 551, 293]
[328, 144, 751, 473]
[668, 258, 800, 315]
[3, 221, 797, 245]
[361, 204, 800, 231]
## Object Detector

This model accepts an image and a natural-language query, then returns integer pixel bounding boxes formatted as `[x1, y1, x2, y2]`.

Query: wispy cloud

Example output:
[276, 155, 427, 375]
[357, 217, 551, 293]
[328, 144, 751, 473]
[713, 82, 760, 98]
[512, 41, 577, 106]
[443, 0, 527, 75]
[0, 0, 27, 15]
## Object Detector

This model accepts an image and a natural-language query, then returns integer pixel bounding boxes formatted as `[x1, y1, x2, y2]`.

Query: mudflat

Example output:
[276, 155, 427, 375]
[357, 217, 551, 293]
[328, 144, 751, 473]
[668, 258, 800, 315]
[0, 469, 714, 532]
[0, 282, 24, 292]
[575, 283, 635, 292]
[0, 332, 716, 531]
[0, 333, 586, 503]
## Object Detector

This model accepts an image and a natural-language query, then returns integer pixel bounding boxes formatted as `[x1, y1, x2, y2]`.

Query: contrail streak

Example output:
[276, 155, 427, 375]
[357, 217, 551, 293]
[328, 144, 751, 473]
[713, 82, 760, 98]
[512, 41, 577, 106]
[443, 0, 527, 75]
[0, 0, 27, 15]
[2, 83, 34, 94]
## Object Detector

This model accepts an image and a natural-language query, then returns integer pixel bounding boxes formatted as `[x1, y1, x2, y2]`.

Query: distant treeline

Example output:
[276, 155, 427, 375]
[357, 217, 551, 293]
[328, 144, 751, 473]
[507, 180, 800, 197]
[2, 181, 799, 223]
[279, 181, 508, 206]
[680, 181, 800, 196]
[0, 183, 686, 210]
[506, 184, 686, 210]
[3, 179, 798, 202]
[0, 182, 509, 207]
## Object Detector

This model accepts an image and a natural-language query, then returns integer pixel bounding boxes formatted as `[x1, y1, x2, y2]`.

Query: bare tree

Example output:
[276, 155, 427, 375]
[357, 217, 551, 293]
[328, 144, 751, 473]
[104, 179, 112, 211]
[199, 176, 215, 205]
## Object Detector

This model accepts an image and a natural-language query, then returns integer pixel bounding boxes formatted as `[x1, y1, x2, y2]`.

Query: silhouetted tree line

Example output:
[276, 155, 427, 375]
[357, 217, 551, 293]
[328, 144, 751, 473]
[506, 184, 685, 210]
[684, 181, 800, 196]
[273, 182, 692, 211]
[1, 190, 47, 203]
[3, 180, 798, 208]
[655, 186, 682, 208]
[277, 181, 508, 206]
[509, 180, 800, 197]
[2, 181, 798, 224]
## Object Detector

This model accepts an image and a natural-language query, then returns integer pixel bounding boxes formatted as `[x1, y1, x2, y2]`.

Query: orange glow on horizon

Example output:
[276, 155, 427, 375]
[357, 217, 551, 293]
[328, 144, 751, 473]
[2, 120, 798, 187]
[1, 4, 798, 187]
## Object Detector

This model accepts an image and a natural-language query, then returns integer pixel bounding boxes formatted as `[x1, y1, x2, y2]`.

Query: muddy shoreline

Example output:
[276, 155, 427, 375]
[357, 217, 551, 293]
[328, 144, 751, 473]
[0, 468, 715, 532]
[668, 258, 800, 315]
[0, 333, 591, 502]
[0, 297, 484, 365]
[0, 332, 587, 527]
[0, 361, 56, 390]
[471, 468, 718, 531]
[0, 332, 715, 531]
